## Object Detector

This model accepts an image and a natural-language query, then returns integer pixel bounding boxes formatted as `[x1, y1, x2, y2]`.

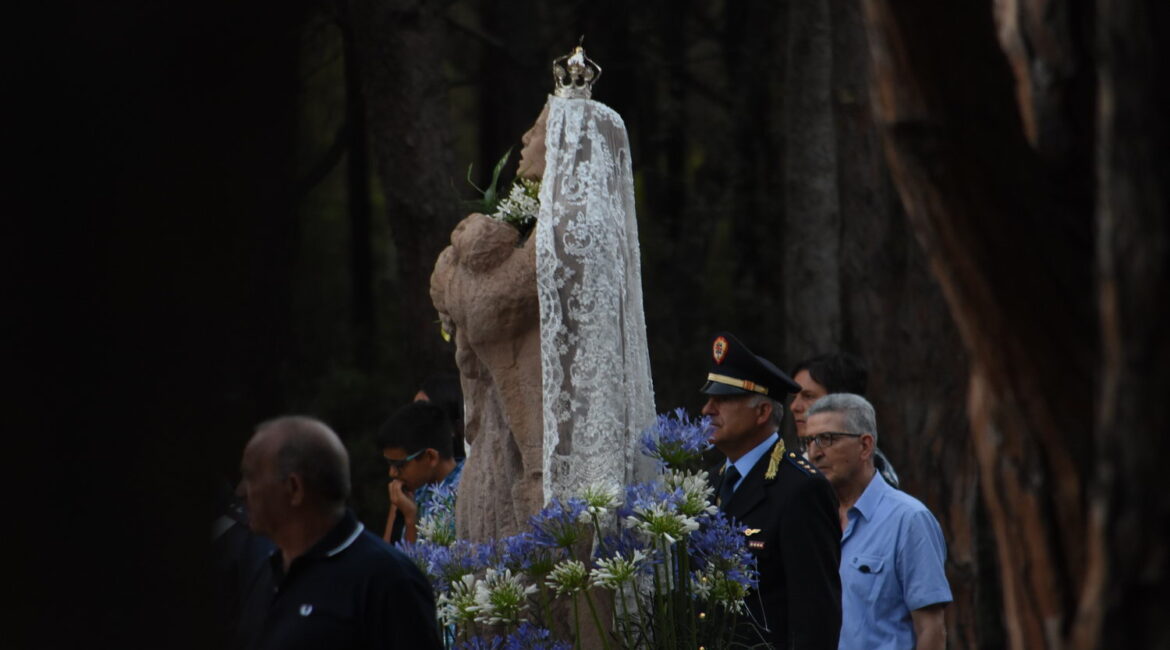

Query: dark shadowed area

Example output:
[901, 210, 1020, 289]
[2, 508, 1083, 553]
[9, 0, 1165, 648]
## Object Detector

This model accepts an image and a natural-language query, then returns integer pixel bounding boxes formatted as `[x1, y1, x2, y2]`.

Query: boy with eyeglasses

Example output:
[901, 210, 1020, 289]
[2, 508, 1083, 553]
[802, 393, 952, 650]
[377, 402, 465, 544]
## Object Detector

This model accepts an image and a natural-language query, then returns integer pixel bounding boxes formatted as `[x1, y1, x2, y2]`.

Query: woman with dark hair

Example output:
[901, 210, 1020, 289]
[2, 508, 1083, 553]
[790, 353, 900, 488]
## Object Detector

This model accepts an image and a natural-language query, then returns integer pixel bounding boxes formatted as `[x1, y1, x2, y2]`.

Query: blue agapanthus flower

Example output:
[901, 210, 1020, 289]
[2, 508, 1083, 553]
[688, 510, 758, 590]
[499, 531, 566, 576]
[528, 497, 588, 549]
[400, 538, 494, 592]
[453, 637, 502, 650]
[594, 526, 648, 563]
[619, 480, 685, 520]
[640, 408, 712, 470]
[502, 622, 572, 650]
[455, 623, 571, 650]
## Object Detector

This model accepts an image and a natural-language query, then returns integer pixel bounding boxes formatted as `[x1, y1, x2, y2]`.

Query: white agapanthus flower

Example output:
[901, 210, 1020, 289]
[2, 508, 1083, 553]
[661, 469, 718, 518]
[468, 568, 537, 626]
[546, 559, 592, 596]
[591, 549, 647, 590]
[627, 501, 701, 544]
[417, 511, 456, 546]
[694, 565, 750, 614]
[579, 482, 623, 519]
[689, 570, 714, 600]
[437, 573, 480, 628]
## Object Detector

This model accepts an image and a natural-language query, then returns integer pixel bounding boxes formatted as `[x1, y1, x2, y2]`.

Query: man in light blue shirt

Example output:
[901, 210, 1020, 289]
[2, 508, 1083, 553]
[800, 394, 952, 650]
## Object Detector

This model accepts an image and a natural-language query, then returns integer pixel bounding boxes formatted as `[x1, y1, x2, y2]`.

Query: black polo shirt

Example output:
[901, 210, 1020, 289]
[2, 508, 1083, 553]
[236, 510, 441, 650]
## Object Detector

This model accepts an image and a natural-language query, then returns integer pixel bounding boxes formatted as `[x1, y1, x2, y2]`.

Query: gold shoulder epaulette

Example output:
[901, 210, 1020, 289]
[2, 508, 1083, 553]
[764, 440, 786, 479]
[783, 450, 819, 477]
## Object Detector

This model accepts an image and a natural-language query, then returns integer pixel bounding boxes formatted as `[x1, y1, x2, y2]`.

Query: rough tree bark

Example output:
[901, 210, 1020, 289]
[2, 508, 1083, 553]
[337, 4, 375, 368]
[1093, 1, 1170, 647]
[856, 0, 1164, 647]
[782, 0, 842, 360]
[346, 0, 461, 380]
[772, 1, 992, 645]
[827, 1, 992, 647]
[725, 0, 786, 355]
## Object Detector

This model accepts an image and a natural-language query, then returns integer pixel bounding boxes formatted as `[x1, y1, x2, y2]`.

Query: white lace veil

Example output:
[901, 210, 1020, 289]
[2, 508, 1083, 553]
[536, 94, 657, 501]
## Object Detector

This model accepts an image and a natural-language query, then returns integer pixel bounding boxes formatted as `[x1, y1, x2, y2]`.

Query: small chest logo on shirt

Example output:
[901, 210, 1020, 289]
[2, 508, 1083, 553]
[299, 604, 314, 617]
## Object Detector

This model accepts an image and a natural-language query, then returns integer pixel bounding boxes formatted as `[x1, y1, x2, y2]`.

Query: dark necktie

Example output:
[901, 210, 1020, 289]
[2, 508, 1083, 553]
[719, 465, 741, 508]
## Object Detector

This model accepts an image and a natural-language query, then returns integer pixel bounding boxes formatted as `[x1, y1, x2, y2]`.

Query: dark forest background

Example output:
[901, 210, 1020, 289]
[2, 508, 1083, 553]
[8, 0, 1166, 648]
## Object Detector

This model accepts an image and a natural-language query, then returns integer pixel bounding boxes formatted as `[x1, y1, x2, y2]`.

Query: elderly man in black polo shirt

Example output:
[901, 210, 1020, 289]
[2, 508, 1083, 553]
[235, 416, 441, 650]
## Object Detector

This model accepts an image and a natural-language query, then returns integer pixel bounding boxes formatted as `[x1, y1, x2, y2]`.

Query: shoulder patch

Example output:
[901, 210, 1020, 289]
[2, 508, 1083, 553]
[784, 451, 819, 477]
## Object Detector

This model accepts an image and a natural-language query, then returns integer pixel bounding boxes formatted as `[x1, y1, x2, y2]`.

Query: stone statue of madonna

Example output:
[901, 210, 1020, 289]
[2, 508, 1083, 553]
[431, 46, 656, 542]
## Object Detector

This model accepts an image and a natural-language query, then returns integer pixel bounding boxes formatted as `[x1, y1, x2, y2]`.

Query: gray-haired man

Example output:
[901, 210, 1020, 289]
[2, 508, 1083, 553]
[801, 394, 952, 650]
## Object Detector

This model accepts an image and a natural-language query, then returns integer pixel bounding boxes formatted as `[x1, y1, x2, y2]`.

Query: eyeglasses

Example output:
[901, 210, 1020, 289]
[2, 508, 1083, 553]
[797, 432, 863, 453]
[385, 449, 424, 470]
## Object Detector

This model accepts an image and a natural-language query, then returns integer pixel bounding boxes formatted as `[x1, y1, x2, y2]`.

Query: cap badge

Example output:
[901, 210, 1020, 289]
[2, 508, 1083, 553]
[712, 336, 729, 364]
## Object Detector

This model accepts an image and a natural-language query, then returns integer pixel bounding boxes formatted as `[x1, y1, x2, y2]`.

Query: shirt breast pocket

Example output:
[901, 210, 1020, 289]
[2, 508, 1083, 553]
[845, 554, 886, 601]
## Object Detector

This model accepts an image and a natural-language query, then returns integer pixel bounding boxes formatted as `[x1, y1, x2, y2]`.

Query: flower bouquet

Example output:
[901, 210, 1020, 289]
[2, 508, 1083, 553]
[399, 409, 764, 649]
[465, 149, 540, 241]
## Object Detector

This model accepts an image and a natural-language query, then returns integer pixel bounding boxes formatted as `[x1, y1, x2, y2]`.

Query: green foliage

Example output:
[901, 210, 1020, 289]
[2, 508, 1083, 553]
[464, 147, 513, 215]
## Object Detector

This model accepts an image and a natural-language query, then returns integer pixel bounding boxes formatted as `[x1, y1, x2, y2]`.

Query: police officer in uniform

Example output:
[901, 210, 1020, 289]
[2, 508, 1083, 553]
[701, 332, 842, 649]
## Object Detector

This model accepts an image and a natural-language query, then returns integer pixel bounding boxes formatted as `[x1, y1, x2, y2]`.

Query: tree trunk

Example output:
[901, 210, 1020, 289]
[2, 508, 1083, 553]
[825, 1, 994, 646]
[861, 0, 1102, 647]
[338, 7, 375, 368]
[782, 0, 842, 360]
[1093, 1, 1170, 647]
[725, 0, 786, 358]
[347, 0, 460, 381]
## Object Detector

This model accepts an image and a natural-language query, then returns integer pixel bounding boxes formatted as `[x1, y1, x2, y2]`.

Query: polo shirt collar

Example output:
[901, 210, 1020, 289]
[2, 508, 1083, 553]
[851, 468, 889, 522]
[270, 509, 365, 577]
[303, 509, 364, 560]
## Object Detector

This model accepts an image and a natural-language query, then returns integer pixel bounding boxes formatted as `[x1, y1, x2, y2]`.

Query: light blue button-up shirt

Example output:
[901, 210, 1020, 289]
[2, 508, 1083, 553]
[723, 432, 778, 493]
[839, 470, 952, 650]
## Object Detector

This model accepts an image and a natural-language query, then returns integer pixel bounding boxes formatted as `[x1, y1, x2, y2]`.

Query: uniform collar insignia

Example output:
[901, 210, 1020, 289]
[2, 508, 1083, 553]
[764, 440, 786, 479]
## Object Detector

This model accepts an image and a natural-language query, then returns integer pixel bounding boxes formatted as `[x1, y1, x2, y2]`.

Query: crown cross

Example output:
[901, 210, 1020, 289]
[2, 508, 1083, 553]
[552, 39, 601, 99]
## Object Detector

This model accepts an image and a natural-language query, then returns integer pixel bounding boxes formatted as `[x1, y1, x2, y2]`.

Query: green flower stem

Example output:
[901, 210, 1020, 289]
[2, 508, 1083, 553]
[678, 540, 697, 650]
[632, 579, 650, 648]
[582, 588, 613, 650]
[572, 593, 582, 650]
[720, 611, 738, 649]
[589, 513, 608, 557]
[659, 540, 677, 650]
[616, 584, 636, 650]
[651, 554, 667, 650]
[709, 609, 723, 649]
[537, 582, 553, 630]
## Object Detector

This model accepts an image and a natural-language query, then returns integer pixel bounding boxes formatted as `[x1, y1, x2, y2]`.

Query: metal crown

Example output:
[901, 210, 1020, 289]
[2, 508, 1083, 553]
[552, 43, 601, 99]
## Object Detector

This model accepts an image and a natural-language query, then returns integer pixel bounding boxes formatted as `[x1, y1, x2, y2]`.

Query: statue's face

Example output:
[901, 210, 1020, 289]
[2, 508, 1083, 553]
[516, 104, 549, 180]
